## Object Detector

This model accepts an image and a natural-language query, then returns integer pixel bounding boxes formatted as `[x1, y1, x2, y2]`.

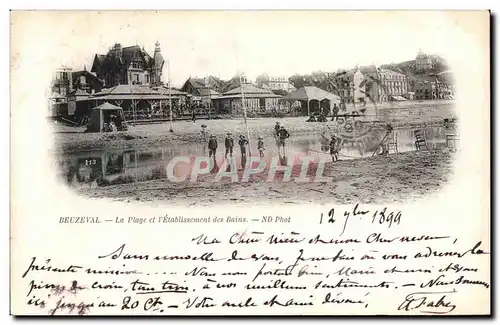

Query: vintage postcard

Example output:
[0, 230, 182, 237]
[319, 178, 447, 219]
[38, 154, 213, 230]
[10, 10, 490, 316]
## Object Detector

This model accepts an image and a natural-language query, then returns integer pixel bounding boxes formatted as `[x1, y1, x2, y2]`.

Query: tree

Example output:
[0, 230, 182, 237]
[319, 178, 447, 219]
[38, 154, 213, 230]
[288, 74, 308, 89]
[255, 74, 270, 88]
[272, 89, 288, 96]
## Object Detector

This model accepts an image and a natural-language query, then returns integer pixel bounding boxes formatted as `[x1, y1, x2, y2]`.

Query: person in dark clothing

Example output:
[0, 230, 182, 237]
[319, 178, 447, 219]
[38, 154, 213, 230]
[277, 126, 290, 148]
[208, 134, 218, 158]
[331, 103, 339, 121]
[238, 135, 249, 156]
[330, 135, 339, 162]
[257, 136, 265, 157]
[224, 132, 234, 158]
[192, 109, 196, 122]
[274, 122, 280, 136]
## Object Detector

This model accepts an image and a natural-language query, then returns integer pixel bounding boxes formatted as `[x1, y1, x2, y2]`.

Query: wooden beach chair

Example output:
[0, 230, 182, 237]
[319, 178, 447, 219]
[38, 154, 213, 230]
[386, 133, 398, 154]
[446, 133, 459, 149]
[414, 129, 428, 151]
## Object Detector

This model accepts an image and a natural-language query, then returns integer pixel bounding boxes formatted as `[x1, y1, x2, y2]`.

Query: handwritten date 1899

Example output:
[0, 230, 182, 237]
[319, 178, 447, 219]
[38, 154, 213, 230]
[319, 204, 402, 236]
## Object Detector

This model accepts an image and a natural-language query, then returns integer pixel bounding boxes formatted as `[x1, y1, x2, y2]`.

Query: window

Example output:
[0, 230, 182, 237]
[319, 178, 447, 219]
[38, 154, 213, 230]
[132, 61, 141, 69]
[80, 76, 86, 84]
[134, 74, 139, 82]
[145, 75, 150, 83]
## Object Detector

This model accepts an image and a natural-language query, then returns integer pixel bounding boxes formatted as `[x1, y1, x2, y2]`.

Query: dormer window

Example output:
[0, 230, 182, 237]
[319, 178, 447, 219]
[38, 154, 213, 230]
[132, 61, 141, 69]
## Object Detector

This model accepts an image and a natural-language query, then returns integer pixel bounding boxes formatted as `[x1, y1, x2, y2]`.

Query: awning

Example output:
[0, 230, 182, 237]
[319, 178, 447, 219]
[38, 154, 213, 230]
[280, 86, 340, 104]
[88, 94, 173, 101]
[391, 95, 407, 101]
[217, 93, 280, 99]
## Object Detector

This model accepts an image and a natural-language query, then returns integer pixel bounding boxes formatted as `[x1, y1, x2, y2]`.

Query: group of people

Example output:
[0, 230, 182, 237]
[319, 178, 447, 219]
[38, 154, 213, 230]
[306, 103, 342, 123]
[102, 114, 127, 133]
[207, 133, 266, 159]
[205, 121, 292, 161]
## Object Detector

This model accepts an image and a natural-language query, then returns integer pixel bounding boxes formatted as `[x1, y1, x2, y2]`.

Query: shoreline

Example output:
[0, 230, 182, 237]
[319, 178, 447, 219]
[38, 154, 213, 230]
[52, 102, 456, 154]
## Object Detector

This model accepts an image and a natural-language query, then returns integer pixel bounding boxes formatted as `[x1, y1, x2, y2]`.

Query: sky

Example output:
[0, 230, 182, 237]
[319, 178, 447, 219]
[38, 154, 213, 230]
[18, 11, 476, 88]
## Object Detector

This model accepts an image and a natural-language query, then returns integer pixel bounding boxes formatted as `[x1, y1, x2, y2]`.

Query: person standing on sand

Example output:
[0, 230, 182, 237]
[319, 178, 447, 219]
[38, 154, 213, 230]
[277, 125, 290, 147]
[238, 135, 249, 157]
[224, 132, 234, 159]
[330, 134, 339, 162]
[274, 121, 280, 136]
[208, 134, 218, 158]
[331, 103, 339, 121]
[257, 136, 265, 157]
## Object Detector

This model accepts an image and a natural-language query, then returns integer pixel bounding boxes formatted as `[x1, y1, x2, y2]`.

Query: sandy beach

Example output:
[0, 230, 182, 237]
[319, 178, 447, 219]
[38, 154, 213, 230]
[75, 148, 456, 206]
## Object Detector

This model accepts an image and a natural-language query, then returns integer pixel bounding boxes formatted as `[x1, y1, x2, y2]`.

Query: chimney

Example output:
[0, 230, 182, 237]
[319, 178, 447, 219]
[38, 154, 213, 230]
[113, 43, 122, 58]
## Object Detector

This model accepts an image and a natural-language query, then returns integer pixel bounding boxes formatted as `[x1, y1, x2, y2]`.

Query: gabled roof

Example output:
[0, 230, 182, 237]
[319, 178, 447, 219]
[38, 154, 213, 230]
[199, 88, 220, 97]
[92, 102, 123, 111]
[121, 45, 153, 67]
[280, 86, 340, 103]
[90, 54, 106, 73]
[69, 89, 90, 97]
[72, 70, 104, 85]
[183, 77, 223, 90]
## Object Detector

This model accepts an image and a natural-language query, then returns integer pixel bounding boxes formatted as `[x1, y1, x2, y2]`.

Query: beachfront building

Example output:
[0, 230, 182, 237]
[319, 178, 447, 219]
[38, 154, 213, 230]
[416, 50, 433, 72]
[334, 65, 409, 103]
[377, 69, 409, 102]
[268, 76, 296, 93]
[84, 84, 172, 123]
[90, 41, 165, 88]
[214, 84, 282, 115]
[256, 74, 296, 93]
[280, 86, 341, 116]
[180, 77, 222, 114]
[407, 74, 438, 100]
[71, 68, 103, 95]
[67, 89, 91, 118]
[49, 65, 73, 117]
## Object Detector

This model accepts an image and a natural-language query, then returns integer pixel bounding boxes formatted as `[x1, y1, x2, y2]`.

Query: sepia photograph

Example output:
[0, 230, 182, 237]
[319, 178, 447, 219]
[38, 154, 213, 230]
[48, 12, 458, 206]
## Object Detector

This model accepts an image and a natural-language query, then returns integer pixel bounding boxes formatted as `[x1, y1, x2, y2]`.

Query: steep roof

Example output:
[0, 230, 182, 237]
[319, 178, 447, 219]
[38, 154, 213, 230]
[92, 102, 123, 111]
[69, 89, 90, 97]
[72, 70, 104, 85]
[121, 45, 153, 67]
[90, 54, 106, 73]
[183, 77, 223, 90]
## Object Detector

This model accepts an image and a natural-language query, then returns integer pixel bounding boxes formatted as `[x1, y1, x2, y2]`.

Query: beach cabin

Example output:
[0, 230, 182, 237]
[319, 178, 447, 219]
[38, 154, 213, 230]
[87, 103, 125, 133]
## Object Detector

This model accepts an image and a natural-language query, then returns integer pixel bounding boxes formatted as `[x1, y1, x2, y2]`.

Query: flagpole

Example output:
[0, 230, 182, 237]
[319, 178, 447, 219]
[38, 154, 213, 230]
[207, 76, 211, 119]
[129, 72, 136, 126]
[168, 59, 173, 133]
[240, 73, 252, 156]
